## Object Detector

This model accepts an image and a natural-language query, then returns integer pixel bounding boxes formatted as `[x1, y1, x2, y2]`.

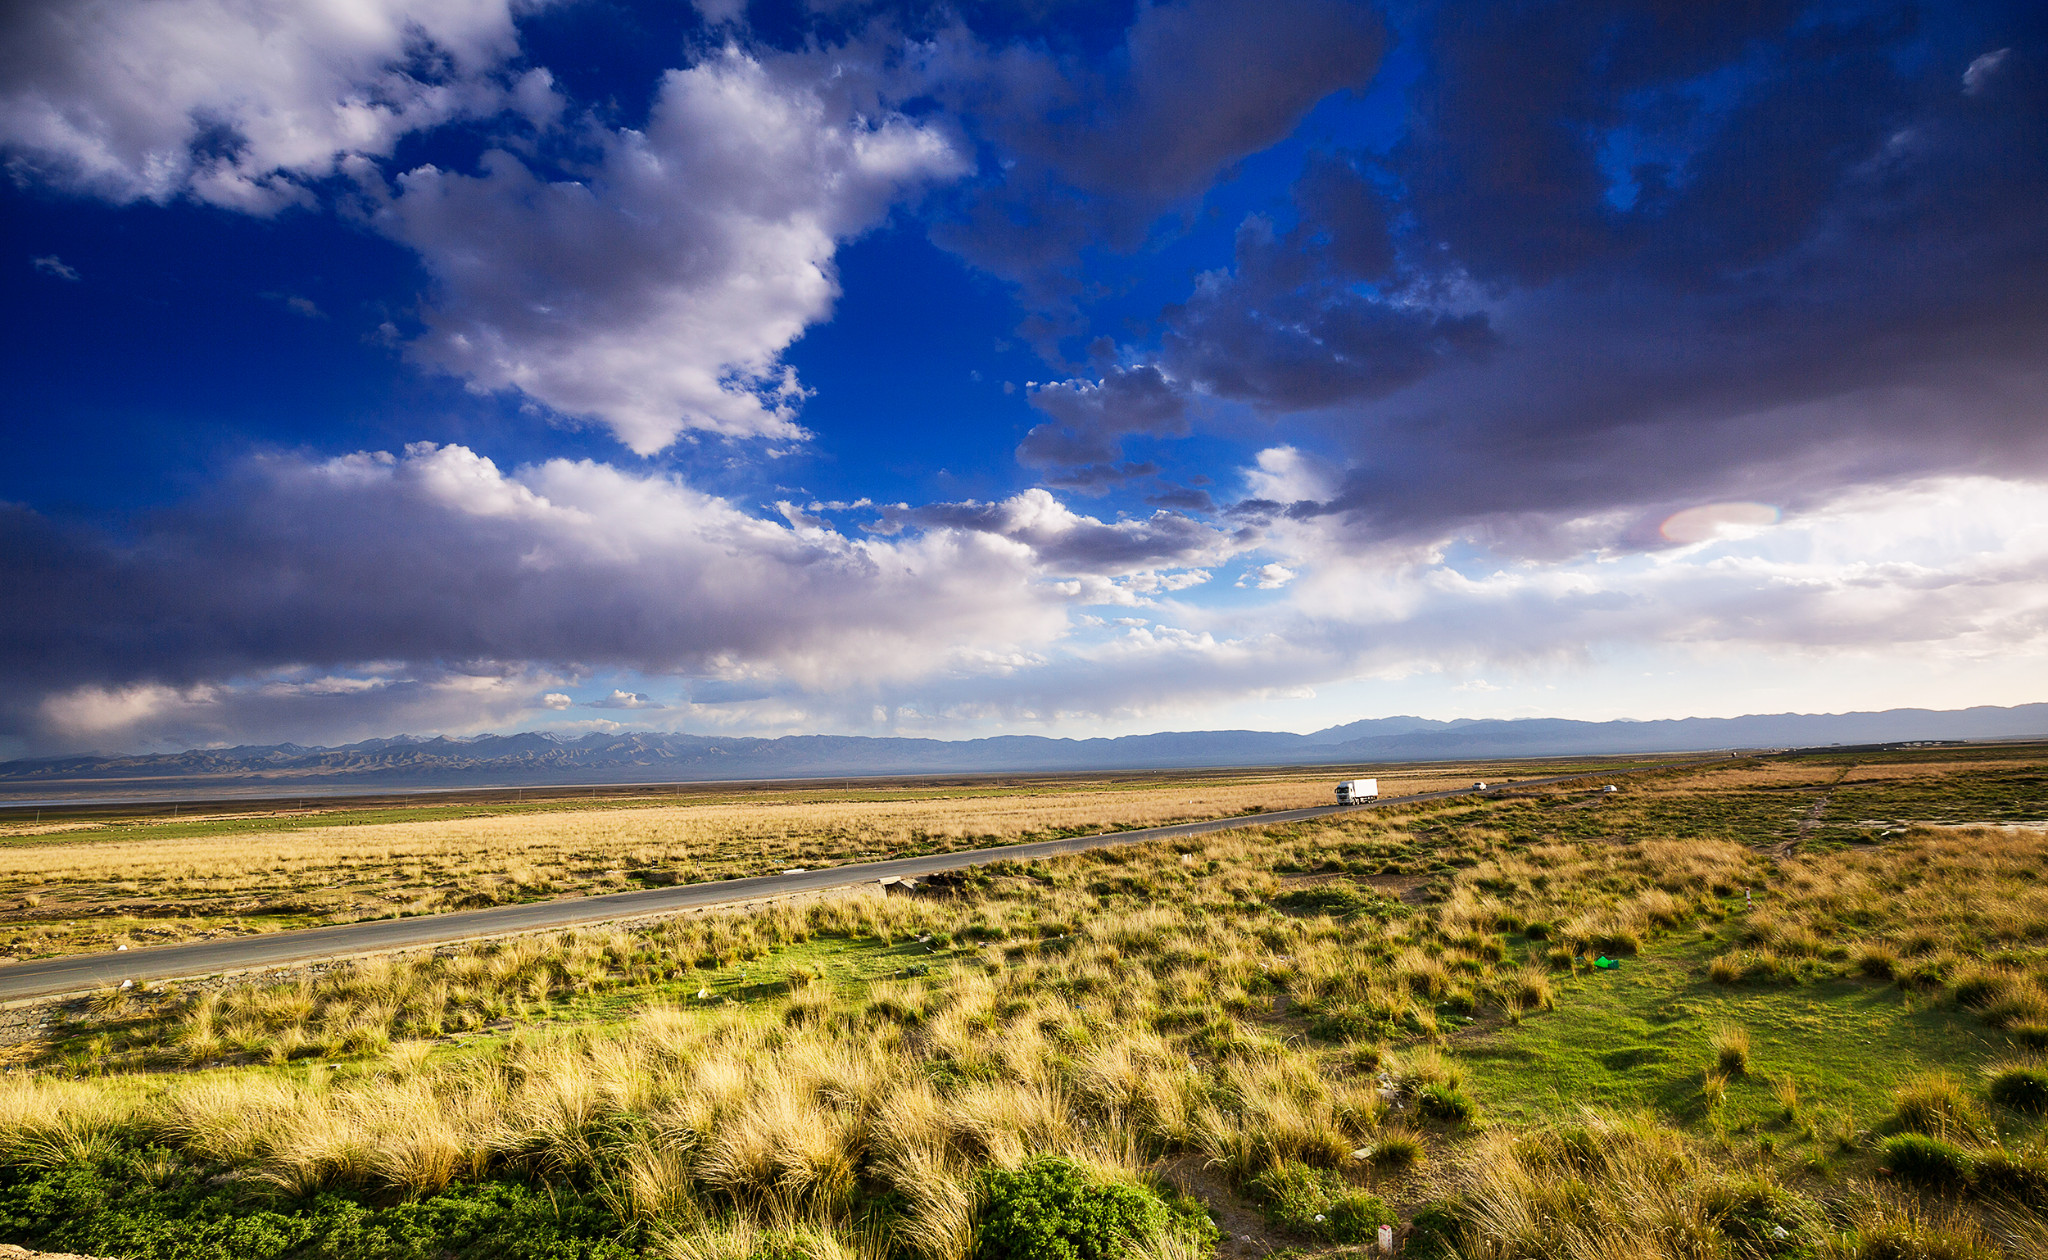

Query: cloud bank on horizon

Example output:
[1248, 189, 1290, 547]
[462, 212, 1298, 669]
[0, 0, 2043, 755]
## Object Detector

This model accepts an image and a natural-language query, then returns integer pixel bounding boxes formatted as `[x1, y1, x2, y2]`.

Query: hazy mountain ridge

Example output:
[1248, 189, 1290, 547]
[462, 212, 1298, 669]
[2, 704, 2043, 795]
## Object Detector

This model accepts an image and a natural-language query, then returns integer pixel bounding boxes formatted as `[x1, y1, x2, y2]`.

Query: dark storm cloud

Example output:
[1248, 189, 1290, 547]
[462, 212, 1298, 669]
[0, 446, 1100, 747]
[1164, 297, 1493, 412]
[1016, 154, 1497, 478]
[1037, 461, 1163, 493]
[0, 446, 1244, 749]
[1395, 0, 1812, 287]
[1144, 485, 1216, 512]
[930, 0, 1385, 320]
[1159, 195, 1498, 412]
[1010, 149, 1501, 471]
[1125, 0, 2048, 552]
[1015, 364, 1190, 487]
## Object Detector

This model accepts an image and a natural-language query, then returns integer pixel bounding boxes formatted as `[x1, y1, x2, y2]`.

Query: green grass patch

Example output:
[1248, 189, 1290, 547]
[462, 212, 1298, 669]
[1459, 929, 2003, 1133]
[544, 931, 958, 1026]
[1271, 881, 1404, 918]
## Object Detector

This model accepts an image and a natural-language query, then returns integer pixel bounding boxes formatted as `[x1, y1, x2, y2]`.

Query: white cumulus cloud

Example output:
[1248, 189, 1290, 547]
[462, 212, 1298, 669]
[0, 0, 525, 212]
[378, 49, 966, 452]
[1238, 563, 1296, 590]
[0, 8, 964, 453]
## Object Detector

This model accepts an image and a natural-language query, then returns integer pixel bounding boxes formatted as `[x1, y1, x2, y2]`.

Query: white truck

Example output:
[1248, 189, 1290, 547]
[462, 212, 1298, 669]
[1335, 778, 1379, 804]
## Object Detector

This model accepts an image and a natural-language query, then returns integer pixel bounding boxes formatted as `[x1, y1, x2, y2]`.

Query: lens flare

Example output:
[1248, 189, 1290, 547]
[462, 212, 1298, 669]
[1658, 501, 1781, 543]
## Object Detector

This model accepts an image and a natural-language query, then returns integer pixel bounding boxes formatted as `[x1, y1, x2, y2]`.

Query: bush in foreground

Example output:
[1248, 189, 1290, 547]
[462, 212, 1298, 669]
[0, 1157, 631, 1260]
[975, 1160, 1170, 1260]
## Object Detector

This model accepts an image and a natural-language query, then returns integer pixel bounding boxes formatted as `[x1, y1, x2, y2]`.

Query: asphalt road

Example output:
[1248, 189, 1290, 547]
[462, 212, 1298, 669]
[0, 766, 1671, 1001]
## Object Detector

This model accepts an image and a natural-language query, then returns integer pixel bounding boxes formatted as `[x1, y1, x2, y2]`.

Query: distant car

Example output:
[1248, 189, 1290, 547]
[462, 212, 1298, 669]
[1602, 785, 1620, 793]
[1473, 781, 1488, 789]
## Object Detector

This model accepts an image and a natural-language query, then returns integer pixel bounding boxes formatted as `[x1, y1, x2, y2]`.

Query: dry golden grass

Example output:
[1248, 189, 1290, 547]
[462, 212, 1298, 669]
[0, 766, 1495, 959]
[11, 751, 2048, 1257]
[0, 774, 1431, 883]
[1623, 759, 1838, 794]
[1716, 825, 2048, 1029]
[7, 834, 1416, 1254]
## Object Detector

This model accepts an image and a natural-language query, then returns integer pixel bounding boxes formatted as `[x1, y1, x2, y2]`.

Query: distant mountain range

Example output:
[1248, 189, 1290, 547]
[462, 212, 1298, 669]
[2, 703, 2044, 799]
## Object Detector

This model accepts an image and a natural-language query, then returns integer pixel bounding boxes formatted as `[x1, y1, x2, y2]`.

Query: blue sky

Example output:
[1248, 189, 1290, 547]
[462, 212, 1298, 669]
[1, 0, 2044, 755]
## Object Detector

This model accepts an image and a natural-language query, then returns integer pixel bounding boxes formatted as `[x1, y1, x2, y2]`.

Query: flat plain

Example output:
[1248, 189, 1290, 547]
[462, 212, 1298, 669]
[0, 760, 1637, 962]
[0, 745, 2044, 1260]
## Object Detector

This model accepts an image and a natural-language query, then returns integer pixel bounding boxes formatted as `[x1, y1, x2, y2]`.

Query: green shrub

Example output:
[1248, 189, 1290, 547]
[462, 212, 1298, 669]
[1272, 884, 1394, 918]
[1247, 1161, 1329, 1235]
[1987, 1064, 2048, 1113]
[1305, 1004, 1390, 1042]
[975, 1159, 1168, 1260]
[1418, 1083, 1475, 1124]
[1323, 1192, 1396, 1243]
[1699, 1176, 1817, 1256]
[1245, 1161, 1391, 1244]
[1157, 1188, 1221, 1255]
[0, 1158, 633, 1260]
[1402, 1201, 1465, 1260]
[1877, 1134, 1974, 1188]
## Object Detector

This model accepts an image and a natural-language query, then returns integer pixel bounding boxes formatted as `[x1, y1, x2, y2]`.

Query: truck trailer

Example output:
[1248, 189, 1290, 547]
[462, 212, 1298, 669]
[1335, 778, 1379, 804]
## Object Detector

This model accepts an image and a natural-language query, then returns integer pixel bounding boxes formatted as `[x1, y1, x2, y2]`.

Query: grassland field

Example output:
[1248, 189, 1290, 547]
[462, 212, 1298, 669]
[0, 745, 2043, 1260]
[0, 759, 1674, 964]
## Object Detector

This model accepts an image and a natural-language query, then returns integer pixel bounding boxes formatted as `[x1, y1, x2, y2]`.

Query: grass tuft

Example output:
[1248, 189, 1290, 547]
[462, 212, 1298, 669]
[1710, 1023, 1750, 1076]
[1877, 1132, 1975, 1188]
[1985, 1060, 2048, 1113]
[1887, 1072, 1987, 1140]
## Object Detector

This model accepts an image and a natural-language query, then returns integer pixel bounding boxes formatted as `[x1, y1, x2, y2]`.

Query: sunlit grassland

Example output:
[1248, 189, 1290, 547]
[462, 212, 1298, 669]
[0, 760, 1628, 961]
[0, 747, 2044, 1259]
